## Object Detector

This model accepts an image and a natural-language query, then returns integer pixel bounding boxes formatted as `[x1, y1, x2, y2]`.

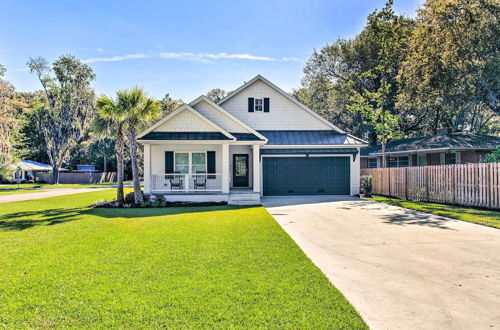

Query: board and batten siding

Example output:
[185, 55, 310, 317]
[150, 144, 223, 175]
[220, 80, 332, 130]
[192, 100, 249, 133]
[351, 153, 361, 195]
[155, 110, 215, 132]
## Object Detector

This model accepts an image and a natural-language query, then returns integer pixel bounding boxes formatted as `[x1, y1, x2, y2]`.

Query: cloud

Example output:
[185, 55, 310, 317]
[82, 52, 299, 64]
[82, 53, 152, 64]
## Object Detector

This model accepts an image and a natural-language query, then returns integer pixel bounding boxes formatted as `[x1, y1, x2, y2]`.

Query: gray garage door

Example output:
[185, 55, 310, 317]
[263, 157, 350, 196]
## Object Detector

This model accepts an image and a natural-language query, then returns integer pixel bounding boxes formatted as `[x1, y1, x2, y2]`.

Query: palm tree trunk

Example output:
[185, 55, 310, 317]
[116, 124, 125, 204]
[127, 125, 143, 204]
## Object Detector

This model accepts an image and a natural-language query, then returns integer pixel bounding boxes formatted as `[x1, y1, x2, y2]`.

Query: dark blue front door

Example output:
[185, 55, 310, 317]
[233, 154, 249, 187]
[263, 157, 350, 196]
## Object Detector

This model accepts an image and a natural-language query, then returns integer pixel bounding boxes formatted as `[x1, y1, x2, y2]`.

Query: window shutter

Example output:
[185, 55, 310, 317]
[264, 97, 270, 112]
[248, 98, 254, 112]
[165, 151, 174, 173]
[207, 151, 216, 179]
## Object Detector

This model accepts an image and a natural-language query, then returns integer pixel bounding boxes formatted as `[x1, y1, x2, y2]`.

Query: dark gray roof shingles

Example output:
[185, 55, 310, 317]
[361, 132, 500, 156]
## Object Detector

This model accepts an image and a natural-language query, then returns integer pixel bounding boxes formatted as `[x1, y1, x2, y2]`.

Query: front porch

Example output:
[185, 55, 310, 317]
[142, 142, 263, 204]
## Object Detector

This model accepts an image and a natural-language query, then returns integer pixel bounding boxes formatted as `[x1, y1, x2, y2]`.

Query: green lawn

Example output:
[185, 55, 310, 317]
[368, 196, 500, 229]
[0, 182, 118, 196]
[0, 190, 366, 328]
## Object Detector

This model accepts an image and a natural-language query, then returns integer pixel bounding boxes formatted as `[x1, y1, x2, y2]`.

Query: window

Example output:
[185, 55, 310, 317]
[417, 154, 426, 166]
[368, 158, 378, 168]
[388, 157, 398, 168]
[398, 156, 409, 167]
[174, 153, 189, 173]
[174, 152, 207, 174]
[192, 152, 206, 173]
[387, 156, 409, 167]
[254, 98, 263, 111]
[445, 152, 456, 165]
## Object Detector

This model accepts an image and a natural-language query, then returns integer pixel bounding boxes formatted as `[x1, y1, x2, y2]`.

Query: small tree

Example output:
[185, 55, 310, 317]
[27, 55, 96, 184]
[347, 70, 400, 167]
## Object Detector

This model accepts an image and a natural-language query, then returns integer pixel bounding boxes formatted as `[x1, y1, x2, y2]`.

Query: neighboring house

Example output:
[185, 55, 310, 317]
[9, 160, 52, 181]
[361, 130, 500, 169]
[138, 75, 367, 204]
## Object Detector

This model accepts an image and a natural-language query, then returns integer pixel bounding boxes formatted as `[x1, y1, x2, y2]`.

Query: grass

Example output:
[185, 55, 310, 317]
[368, 195, 500, 229]
[0, 182, 118, 196]
[0, 189, 46, 196]
[0, 190, 366, 328]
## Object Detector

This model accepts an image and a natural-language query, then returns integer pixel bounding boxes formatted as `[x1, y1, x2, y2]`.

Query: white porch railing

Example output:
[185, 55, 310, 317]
[152, 173, 222, 192]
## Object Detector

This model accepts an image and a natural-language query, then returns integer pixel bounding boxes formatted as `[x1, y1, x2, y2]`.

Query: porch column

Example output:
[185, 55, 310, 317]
[252, 144, 260, 193]
[143, 143, 151, 194]
[221, 143, 230, 193]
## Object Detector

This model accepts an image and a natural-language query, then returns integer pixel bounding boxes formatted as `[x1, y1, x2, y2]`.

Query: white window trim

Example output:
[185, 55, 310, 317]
[254, 98, 263, 112]
[173, 151, 207, 174]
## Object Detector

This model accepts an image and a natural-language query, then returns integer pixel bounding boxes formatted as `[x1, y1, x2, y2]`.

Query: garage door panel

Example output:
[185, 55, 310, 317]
[263, 157, 350, 196]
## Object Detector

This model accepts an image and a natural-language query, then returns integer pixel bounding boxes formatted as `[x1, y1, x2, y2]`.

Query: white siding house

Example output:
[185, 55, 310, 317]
[138, 75, 367, 204]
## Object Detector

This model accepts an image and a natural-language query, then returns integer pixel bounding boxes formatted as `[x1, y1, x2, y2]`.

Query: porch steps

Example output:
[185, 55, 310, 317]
[228, 191, 261, 206]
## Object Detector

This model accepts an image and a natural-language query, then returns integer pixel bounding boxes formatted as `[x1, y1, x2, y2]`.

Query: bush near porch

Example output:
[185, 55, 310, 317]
[0, 190, 366, 328]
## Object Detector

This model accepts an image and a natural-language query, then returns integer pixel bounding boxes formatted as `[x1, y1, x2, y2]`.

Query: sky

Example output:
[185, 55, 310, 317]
[0, 0, 422, 101]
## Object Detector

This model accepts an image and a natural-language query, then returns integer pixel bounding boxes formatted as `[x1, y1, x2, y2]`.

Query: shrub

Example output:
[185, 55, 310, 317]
[360, 175, 373, 197]
[485, 146, 500, 163]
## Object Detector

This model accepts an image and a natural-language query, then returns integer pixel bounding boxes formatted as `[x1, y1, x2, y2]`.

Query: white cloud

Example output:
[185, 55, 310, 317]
[82, 52, 299, 64]
[82, 53, 151, 64]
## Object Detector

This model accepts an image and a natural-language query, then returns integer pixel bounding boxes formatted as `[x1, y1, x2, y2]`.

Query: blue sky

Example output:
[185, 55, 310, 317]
[1, 0, 421, 101]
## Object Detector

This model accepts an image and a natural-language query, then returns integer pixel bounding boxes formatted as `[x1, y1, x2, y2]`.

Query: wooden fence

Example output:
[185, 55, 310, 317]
[361, 163, 500, 210]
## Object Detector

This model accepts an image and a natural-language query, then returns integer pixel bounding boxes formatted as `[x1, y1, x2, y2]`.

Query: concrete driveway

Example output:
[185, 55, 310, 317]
[263, 196, 500, 330]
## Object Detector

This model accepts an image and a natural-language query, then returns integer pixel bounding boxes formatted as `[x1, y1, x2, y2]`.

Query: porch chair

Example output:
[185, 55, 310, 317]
[168, 173, 184, 190]
[193, 173, 207, 190]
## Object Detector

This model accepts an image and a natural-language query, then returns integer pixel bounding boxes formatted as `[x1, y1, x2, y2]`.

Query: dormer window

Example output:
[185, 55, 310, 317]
[254, 98, 263, 111]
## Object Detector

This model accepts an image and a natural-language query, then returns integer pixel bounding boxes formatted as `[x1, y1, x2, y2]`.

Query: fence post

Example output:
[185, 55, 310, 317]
[425, 166, 430, 202]
[404, 167, 408, 200]
[388, 168, 391, 197]
[452, 165, 456, 205]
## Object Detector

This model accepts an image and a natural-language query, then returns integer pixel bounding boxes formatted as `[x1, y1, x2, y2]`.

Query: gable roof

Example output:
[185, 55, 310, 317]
[361, 132, 500, 156]
[189, 95, 267, 141]
[217, 75, 348, 134]
[259, 130, 366, 146]
[137, 104, 235, 140]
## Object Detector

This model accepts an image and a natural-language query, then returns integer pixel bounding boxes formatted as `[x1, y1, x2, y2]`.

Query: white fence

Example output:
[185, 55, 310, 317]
[152, 173, 222, 193]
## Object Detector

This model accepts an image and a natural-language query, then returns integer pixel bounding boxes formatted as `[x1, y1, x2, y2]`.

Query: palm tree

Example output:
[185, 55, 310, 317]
[95, 94, 126, 204]
[119, 87, 159, 204]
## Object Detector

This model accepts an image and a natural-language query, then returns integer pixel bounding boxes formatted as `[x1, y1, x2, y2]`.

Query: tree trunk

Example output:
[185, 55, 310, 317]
[116, 125, 125, 204]
[51, 168, 60, 184]
[381, 143, 386, 168]
[127, 125, 143, 204]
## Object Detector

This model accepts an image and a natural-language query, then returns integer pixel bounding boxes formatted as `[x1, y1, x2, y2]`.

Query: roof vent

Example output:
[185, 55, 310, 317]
[436, 128, 449, 136]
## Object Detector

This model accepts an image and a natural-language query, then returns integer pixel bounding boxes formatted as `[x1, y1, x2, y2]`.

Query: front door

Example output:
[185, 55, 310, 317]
[233, 154, 249, 187]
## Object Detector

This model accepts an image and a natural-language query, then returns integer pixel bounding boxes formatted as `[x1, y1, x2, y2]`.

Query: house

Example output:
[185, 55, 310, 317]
[138, 75, 367, 204]
[361, 130, 500, 168]
[9, 160, 52, 181]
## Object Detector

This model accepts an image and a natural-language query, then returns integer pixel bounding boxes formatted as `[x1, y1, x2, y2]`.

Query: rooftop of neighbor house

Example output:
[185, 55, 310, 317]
[361, 131, 500, 156]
